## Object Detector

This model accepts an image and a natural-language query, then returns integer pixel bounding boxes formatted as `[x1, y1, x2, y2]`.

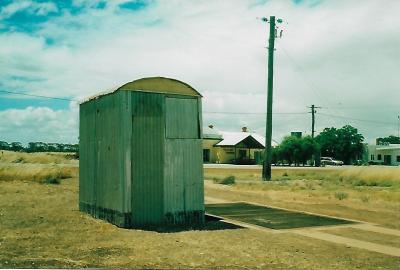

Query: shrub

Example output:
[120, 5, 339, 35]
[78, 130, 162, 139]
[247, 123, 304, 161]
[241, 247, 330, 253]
[12, 157, 25, 163]
[334, 191, 348, 200]
[215, 175, 235, 185]
[43, 177, 61, 185]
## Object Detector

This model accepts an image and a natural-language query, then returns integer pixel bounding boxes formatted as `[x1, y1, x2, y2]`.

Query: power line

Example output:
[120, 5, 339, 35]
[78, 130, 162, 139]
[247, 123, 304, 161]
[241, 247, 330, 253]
[204, 111, 307, 115]
[0, 90, 310, 116]
[325, 105, 400, 110]
[2, 90, 394, 128]
[275, 40, 343, 126]
[318, 112, 395, 125]
[0, 90, 76, 102]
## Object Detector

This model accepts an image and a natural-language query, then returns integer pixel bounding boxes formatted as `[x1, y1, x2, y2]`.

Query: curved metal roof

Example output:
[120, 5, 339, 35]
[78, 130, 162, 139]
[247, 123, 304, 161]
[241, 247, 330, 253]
[118, 77, 202, 97]
[81, 77, 201, 104]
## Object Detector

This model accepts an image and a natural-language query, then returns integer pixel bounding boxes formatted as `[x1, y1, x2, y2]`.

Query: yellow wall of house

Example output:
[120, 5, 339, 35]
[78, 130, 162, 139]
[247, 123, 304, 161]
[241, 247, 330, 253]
[202, 139, 221, 163]
[217, 148, 263, 163]
[203, 138, 264, 163]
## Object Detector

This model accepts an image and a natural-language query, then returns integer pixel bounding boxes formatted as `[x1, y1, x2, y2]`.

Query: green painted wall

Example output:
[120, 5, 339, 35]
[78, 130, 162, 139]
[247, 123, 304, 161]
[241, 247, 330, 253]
[131, 92, 165, 225]
[79, 83, 204, 228]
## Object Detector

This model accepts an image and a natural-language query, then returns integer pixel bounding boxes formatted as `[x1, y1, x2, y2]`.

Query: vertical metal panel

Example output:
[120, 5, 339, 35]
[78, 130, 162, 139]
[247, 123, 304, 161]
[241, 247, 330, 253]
[164, 139, 204, 214]
[118, 91, 132, 214]
[131, 92, 165, 225]
[165, 97, 198, 139]
[94, 94, 125, 211]
[79, 101, 96, 206]
[163, 97, 204, 222]
[198, 97, 203, 139]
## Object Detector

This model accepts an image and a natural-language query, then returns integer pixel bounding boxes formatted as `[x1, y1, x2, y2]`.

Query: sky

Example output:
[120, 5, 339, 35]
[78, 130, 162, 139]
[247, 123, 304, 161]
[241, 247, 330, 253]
[0, 0, 399, 145]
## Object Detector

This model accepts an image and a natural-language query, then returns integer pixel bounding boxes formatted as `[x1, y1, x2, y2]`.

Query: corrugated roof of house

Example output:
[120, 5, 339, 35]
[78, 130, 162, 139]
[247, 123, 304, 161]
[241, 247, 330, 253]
[214, 131, 278, 147]
[81, 77, 201, 104]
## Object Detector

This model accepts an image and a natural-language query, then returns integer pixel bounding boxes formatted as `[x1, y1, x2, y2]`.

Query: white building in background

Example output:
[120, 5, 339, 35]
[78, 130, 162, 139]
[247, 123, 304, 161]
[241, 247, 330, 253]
[368, 144, 400, 166]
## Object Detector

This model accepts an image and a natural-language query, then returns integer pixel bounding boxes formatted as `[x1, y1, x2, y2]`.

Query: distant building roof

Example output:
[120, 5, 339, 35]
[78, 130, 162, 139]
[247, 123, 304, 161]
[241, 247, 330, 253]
[375, 144, 400, 150]
[210, 131, 278, 148]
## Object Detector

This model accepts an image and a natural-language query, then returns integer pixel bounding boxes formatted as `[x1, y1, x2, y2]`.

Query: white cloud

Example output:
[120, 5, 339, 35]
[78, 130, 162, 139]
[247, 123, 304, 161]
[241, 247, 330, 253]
[1, 0, 400, 143]
[0, 106, 78, 144]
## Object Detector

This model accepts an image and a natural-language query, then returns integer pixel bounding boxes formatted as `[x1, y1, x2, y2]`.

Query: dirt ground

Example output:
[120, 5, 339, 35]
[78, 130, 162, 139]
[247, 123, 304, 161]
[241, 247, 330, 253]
[0, 153, 399, 269]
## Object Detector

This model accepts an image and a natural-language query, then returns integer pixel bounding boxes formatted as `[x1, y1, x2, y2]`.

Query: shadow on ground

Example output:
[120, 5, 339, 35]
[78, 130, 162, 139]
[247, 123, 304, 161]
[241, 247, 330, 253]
[123, 214, 244, 233]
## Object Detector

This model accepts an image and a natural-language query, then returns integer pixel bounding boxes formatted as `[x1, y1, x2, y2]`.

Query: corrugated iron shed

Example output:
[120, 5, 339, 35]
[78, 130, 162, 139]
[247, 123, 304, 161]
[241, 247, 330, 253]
[79, 77, 204, 228]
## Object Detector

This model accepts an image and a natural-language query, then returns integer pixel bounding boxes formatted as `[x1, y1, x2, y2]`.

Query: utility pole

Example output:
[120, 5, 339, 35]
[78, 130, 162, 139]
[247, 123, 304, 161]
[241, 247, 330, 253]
[308, 104, 321, 166]
[308, 105, 321, 138]
[398, 115, 400, 138]
[262, 16, 276, 181]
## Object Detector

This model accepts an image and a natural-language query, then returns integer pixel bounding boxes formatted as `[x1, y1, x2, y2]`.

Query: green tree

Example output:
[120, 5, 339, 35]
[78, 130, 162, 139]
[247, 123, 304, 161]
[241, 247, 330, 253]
[10, 142, 24, 152]
[316, 125, 364, 164]
[0, 141, 10, 150]
[276, 135, 318, 166]
[279, 136, 299, 165]
[300, 136, 319, 165]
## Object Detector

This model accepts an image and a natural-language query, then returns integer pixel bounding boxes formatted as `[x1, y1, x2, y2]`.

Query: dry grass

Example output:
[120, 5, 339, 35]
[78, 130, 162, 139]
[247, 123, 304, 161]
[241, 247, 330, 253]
[0, 150, 77, 164]
[205, 167, 400, 187]
[1, 154, 399, 268]
[1, 177, 398, 269]
[0, 150, 78, 184]
[0, 164, 77, 183]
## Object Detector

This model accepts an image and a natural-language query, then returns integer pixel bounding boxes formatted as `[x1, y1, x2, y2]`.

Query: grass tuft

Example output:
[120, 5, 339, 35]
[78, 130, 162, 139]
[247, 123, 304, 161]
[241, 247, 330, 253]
[360, 195, 370, 203]
[334, 191, 349, 200]
[352, 179, 393, 187]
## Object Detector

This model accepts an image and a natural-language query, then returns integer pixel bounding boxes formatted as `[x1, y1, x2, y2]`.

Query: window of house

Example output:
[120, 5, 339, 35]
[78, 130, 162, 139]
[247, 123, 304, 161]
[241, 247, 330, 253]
[370, 154, 375, 160]
[397, 156, 400, 162]
[377, 154, 382, 160]
[203, 149, 210, 162]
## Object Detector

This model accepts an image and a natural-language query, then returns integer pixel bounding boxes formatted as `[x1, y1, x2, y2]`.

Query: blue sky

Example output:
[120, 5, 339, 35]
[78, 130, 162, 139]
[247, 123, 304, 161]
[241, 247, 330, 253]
[0, 0, 153, 112]
[0, 0, 399, 144]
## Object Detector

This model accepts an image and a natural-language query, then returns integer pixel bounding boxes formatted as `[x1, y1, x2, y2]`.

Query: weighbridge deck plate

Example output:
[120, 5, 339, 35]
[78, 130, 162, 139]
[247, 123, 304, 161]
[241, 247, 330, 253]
[205, 202, 354, 230]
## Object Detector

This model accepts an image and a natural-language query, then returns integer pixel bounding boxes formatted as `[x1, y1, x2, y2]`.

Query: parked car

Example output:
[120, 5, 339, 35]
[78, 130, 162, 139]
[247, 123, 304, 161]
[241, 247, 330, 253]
[320, 157, 344, 166]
